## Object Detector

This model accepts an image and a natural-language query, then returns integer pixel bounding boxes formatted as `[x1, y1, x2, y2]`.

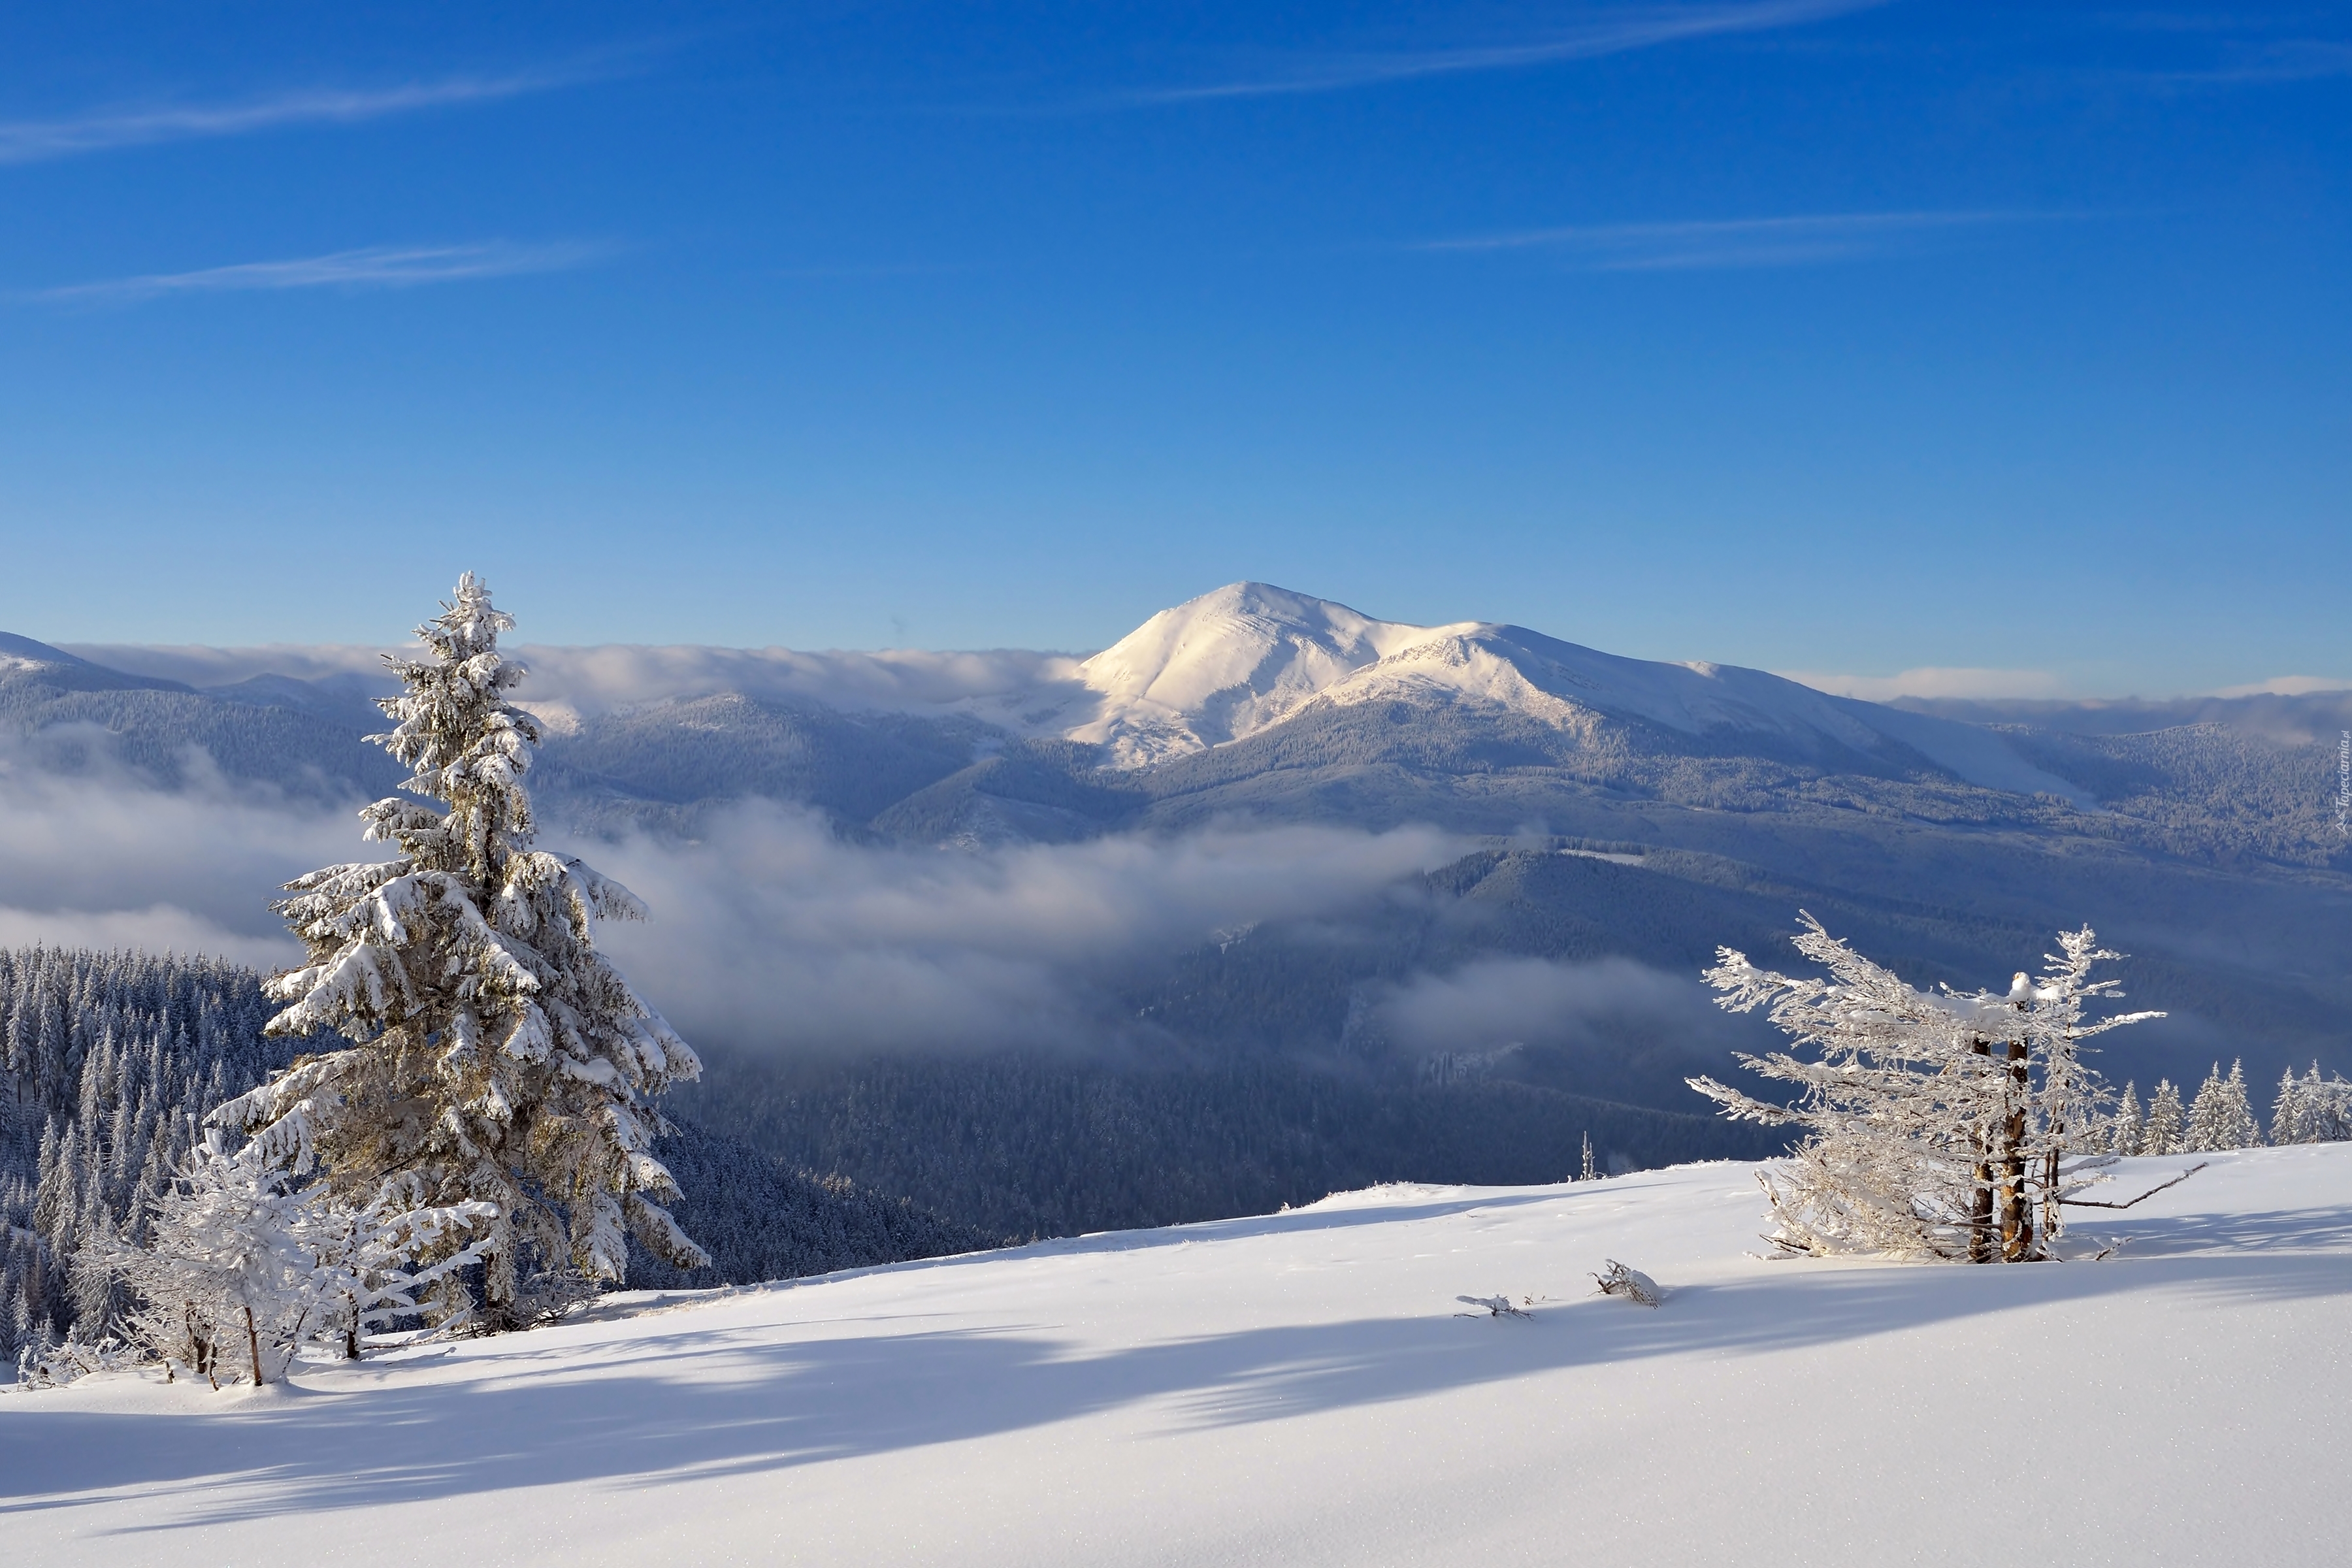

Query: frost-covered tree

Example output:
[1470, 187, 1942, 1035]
[2272, 1064, 2352, 1144]
[2183, 1061, 2264, 1152]
[2108, 1082, 2144, 1156]
[1690, 915, 2159, 1262]
[2304, 1067, 2352, 1141]
[78, 1135, 325, 1386]
[2272, 1068, 2305, 1146]
[2140, 1080, 2186, 1156]
[82, 1135, 494, 1384]
[214, 575, 708, 1330]
[305, 1179, 498, 1358]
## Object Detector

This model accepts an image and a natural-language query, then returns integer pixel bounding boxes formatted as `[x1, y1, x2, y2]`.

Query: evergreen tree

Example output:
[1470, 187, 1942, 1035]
[214, 576, 708, 1328]
[2270, 1068, 2306, 1145]
[2141, 1079, 2186, 1156]
[2270, 1064, 2352, 1144]
[2183, 1060, 2262, 1152]
[2315, 1068, 2352, 1141]
[2108, 1082, 2143, 1155]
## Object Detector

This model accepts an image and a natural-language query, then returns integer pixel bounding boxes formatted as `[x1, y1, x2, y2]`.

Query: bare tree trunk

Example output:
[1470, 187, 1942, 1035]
[1968, 1037, 1995, 1263]
[344, 1289, 361, 1360]
[1999, 1039, 2034, 1262]
[480, 1251, 513, 1335]
[244, 1302, 264, 1387]
[188, 1300, 218, 1390]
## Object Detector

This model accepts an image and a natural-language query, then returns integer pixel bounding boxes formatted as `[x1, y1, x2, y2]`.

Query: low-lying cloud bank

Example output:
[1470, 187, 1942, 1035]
[577, 806, 1459, 1053]
[0, 736, 347, 967]
[63, 640, 1089, 721]
[0, 740, 1464, 1054]
[1375, 954, 1742, 1059]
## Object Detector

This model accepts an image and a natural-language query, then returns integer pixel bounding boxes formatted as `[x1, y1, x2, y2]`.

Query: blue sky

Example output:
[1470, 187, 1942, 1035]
[1, 2, 2346, 694]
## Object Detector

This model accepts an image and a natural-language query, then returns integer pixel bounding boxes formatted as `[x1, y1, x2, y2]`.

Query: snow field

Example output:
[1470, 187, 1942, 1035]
[6, 1145, 2348, 1567]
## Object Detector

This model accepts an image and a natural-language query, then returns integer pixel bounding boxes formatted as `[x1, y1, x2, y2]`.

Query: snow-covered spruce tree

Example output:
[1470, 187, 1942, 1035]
[2140, 1080, 2186, 1156]
[2272, 1069, 2306, 1146]
[2273, 1064, 2352, 1144]
[213, 575, 708, 1330]
[2183, 1060, 2263, 1152]
[1689, 915, 2158, 1262]
[2306, 1067, 2352, 1141]
[2109, 1082, 2144, 1156]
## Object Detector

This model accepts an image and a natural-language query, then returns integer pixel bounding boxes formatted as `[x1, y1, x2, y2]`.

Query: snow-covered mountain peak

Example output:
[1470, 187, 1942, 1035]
[1058, 581, 1894, 769]
[1068, 583, 1474, 766]
[1049, 586, 2089, 802]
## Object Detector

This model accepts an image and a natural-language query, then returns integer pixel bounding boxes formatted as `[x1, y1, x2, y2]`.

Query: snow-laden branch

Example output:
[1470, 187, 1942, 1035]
[1690, 914, 2161, 1262]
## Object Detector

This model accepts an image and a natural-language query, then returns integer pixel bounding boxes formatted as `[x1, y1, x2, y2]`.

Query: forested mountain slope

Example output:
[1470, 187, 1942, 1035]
[0, 949, 985, 1358]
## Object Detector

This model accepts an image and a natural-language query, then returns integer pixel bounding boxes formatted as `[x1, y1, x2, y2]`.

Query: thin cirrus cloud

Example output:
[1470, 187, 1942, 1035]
[1780, 666, 2068, 702]
[1113, 0, 1887, 106]
[2129, 39, 2352, 87]
[0, 61, 621, 165]
[33, 241, 609, 306]
[1415, 210, 2042, 270]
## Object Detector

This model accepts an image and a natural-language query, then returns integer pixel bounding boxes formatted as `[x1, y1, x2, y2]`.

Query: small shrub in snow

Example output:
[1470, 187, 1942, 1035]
[14, 1326, 137, 1389]
[1592, 1260, 1661, 1307]
[78, 1136, 494, 1386]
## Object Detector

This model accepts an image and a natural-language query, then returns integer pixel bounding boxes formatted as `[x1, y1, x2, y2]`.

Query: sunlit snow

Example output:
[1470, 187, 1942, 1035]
[8, 1145, 2344, 1565]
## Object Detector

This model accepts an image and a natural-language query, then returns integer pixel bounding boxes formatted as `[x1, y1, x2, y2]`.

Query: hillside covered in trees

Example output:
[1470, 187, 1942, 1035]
[0, 948, 987, 1360]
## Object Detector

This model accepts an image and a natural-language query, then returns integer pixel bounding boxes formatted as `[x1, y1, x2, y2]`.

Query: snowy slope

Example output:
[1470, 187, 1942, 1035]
[8, 1144, 2347, 1566]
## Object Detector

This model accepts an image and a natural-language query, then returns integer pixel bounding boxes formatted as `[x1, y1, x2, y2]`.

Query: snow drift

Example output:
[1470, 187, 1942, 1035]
[6, 1144, 2345, 1565]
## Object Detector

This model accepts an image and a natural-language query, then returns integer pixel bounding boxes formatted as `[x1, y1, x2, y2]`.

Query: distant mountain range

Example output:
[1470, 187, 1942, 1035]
[10, 585, 2351, 1163]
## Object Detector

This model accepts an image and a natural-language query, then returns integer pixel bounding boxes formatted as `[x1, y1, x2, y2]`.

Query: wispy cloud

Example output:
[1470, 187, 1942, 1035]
[0, 61, 619, 165]
[1113, 0, 1887, 106]
[1416, 210, 2040, 270]
[2129, 37, 2352, 86]
[2210, 675, 2352, 698]
[34, 241, 608, 306]
[1782, 666, 2069, 702]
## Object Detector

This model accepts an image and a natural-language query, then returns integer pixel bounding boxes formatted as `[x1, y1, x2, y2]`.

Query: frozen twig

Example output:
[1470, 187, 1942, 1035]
[1593, 1260, 1662, 1307]
[2059, 1162, 2208, 1210]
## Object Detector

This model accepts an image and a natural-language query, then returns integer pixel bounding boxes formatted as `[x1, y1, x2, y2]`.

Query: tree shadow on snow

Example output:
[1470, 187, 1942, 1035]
[2062, 1203, 2352, 1258]
[3, 1234, 2345, 1535]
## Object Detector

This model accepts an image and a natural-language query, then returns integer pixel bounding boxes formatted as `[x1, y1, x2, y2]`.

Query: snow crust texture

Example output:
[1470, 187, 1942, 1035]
[7, 1145, 2346, 1567]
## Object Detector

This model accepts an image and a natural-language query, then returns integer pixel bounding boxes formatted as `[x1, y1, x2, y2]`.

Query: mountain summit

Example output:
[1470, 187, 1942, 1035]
[1058, 583, 2082, 798]
[1068, 583, 1474, 766]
